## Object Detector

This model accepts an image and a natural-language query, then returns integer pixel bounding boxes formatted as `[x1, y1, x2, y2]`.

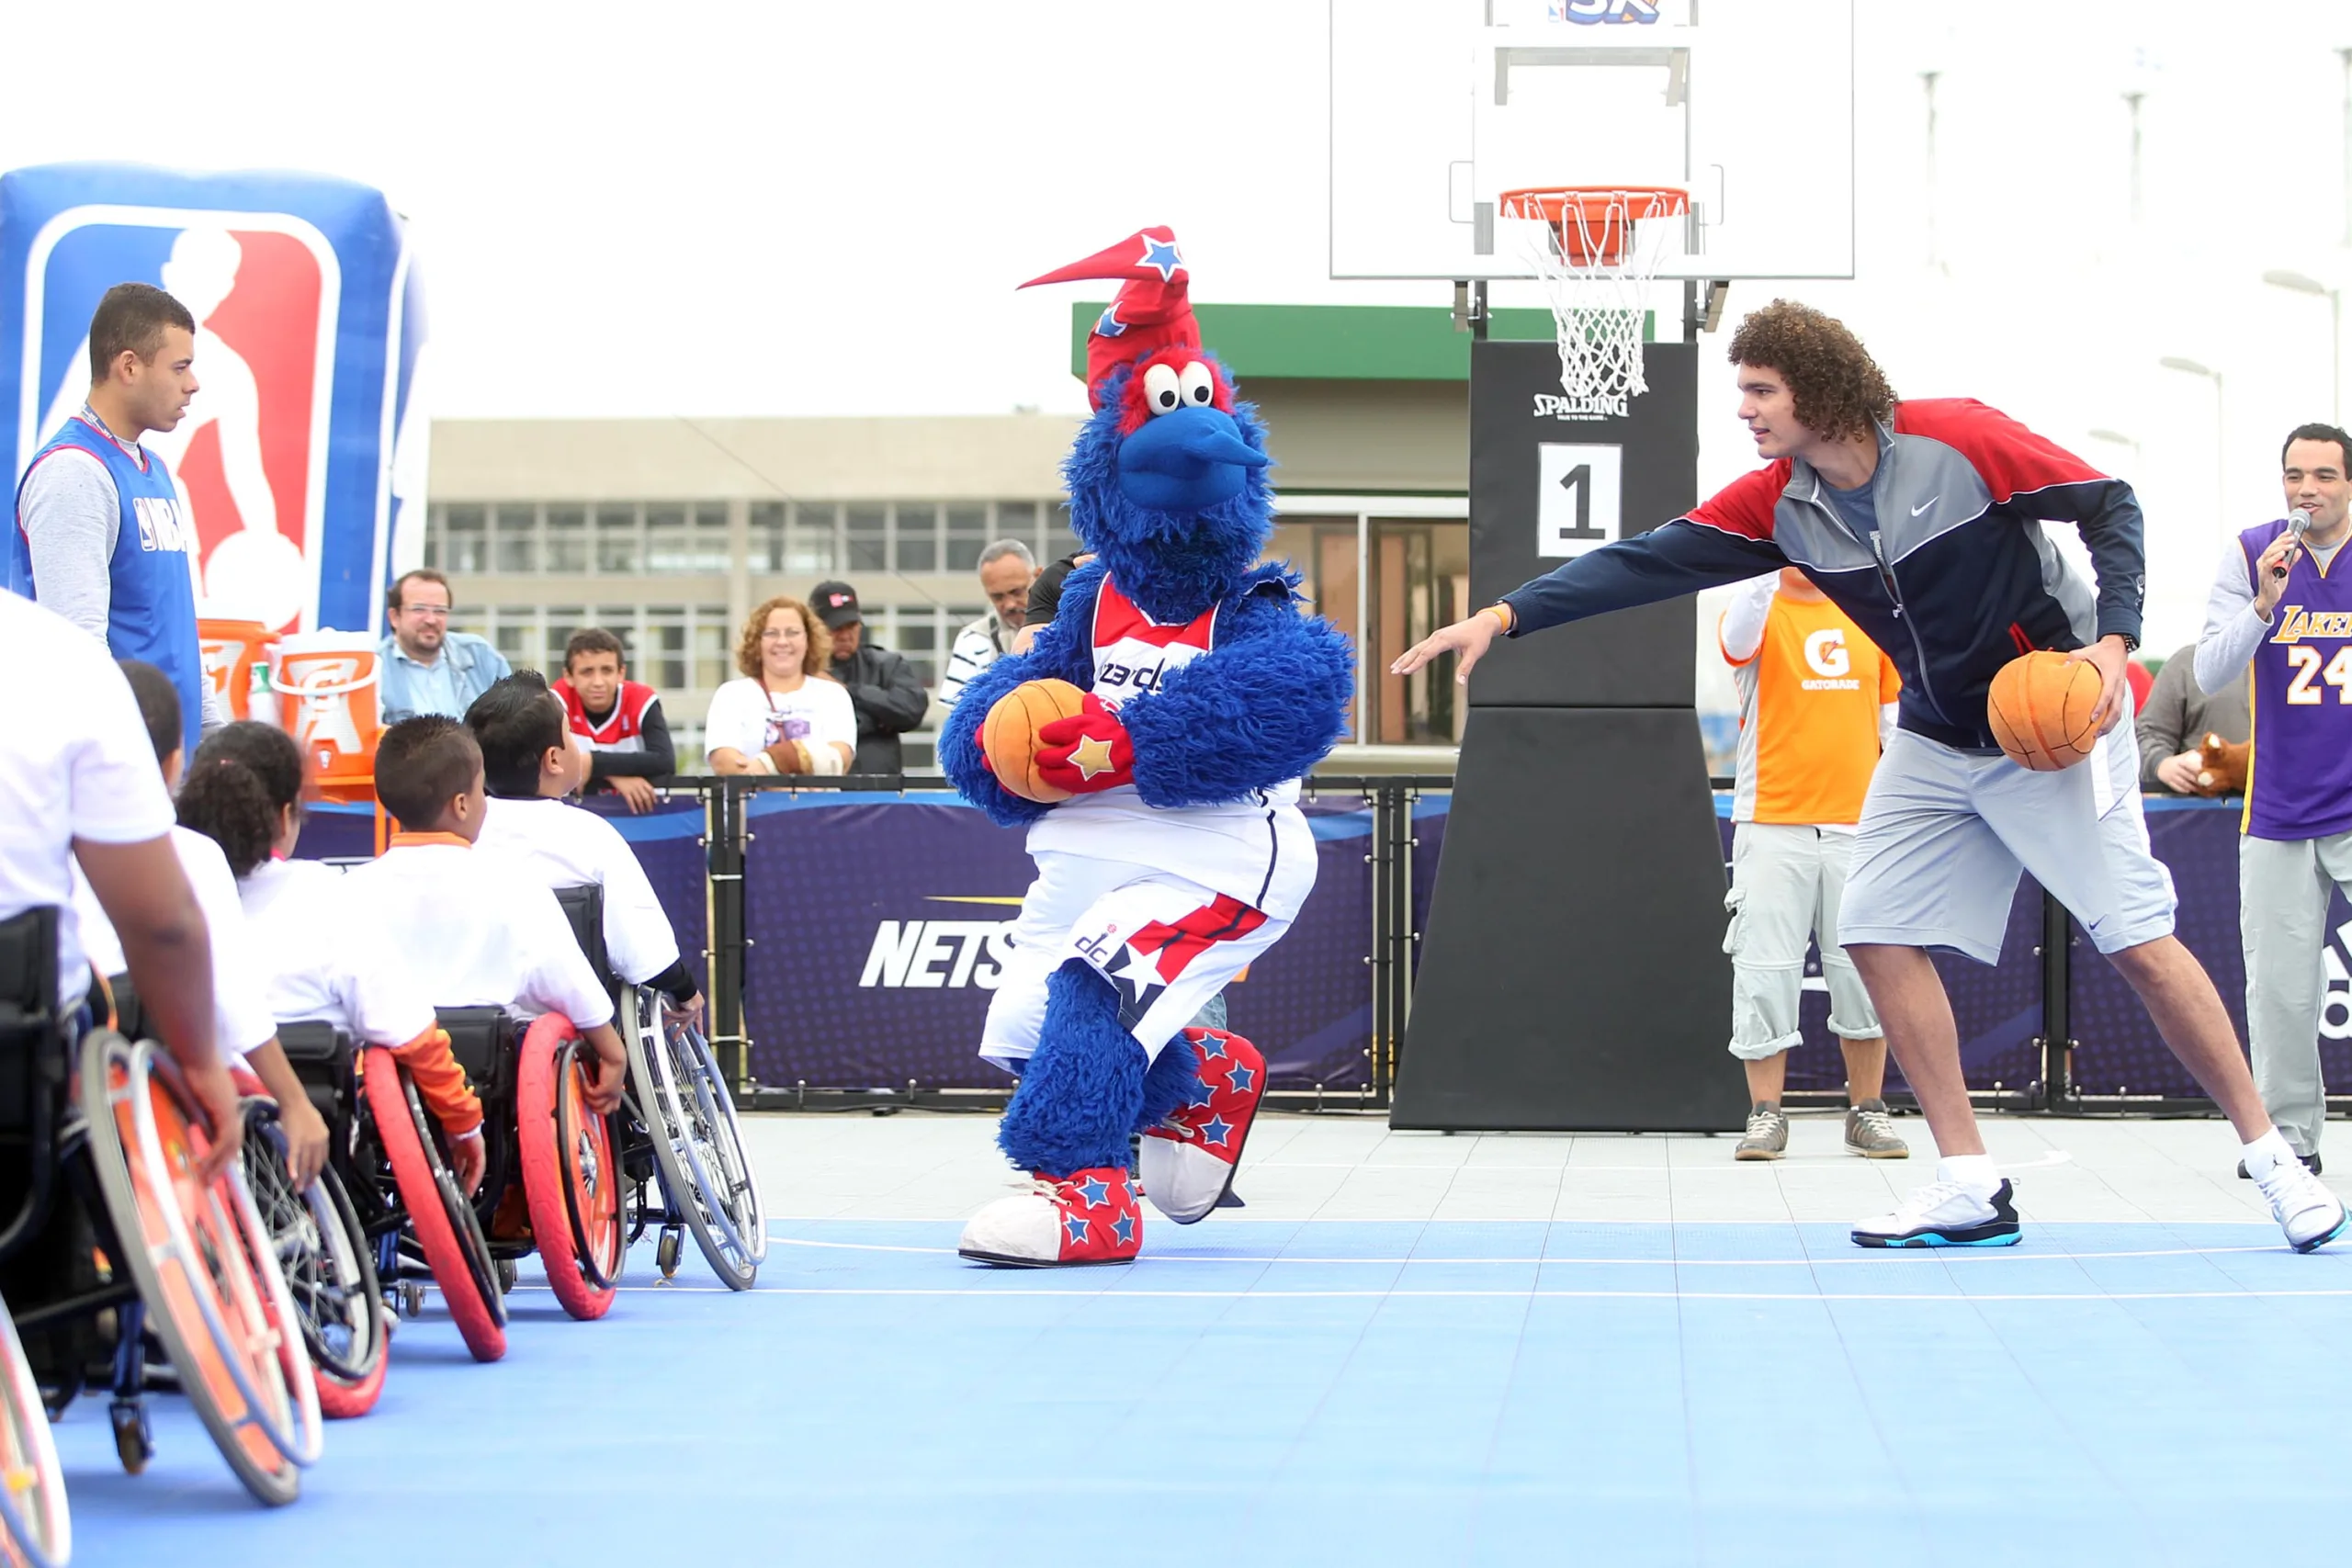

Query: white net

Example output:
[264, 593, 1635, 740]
[1499, 187, 1686, 422]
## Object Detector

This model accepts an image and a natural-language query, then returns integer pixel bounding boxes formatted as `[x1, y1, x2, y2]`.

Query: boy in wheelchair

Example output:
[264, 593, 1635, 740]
[340, 716, 629, 1121]
[176, 720, 486, 1194]
[465, 672, 703, 1028]
[72, 662, 333, 1187]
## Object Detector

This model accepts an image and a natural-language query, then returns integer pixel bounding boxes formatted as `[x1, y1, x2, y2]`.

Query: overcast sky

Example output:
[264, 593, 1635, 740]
[4, 0, 2346, 651]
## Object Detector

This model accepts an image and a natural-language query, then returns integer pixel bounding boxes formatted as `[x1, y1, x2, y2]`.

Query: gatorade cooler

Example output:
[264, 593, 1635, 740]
[197, 618, 276, 723]
[274, 630, 380, 802]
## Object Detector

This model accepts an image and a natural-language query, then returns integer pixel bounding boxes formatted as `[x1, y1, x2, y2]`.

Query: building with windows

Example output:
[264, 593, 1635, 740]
[422, 305, 1577, 770]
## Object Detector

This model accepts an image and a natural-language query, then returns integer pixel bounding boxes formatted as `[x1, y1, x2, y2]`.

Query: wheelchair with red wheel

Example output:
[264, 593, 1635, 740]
[270, 1018, 509, 1365]
[548, 887, 764, 1292]
[0, 906, 320, 1517]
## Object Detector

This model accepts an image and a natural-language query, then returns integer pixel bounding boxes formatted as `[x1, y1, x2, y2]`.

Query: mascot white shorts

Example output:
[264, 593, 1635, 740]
[979, 850, 1295, 1071]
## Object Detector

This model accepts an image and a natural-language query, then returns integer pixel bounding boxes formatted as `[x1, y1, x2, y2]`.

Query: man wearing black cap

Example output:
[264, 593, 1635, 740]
[811, 581, 927, 778]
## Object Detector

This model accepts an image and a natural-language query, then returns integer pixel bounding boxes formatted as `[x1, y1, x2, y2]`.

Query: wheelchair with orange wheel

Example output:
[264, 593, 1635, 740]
[108, 981, 396, 1417]
[545, 886, 764, 1292]
[0, 907, 320, 1514]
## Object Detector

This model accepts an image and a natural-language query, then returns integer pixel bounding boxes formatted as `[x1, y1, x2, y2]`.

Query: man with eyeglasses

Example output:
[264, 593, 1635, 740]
[379, 568, 510, 722]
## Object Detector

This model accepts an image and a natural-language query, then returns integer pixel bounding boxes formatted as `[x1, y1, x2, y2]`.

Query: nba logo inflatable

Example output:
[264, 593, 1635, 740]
[1, 163, 429, 635]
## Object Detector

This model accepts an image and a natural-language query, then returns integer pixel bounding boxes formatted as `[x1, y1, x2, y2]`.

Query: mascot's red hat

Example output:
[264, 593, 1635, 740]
[1022, 227, 1196, 409]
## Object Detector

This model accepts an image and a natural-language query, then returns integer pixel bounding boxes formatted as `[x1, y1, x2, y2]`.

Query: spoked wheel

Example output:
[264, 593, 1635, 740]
[517, 1016, 621, 1321]
[0, 1296, 69, 1568]
[79, 1032, 319, 1507]
[359, 1049, 505, 1362]
[237, 1113, 388, 1419]
[625, 989, 763, 1288]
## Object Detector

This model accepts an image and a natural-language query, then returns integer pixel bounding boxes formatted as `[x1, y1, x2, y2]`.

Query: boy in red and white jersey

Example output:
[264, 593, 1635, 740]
[552, 628, 673, 814]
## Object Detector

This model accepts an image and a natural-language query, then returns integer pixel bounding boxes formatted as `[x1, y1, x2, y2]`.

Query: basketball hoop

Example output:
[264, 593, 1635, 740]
[1497, 186, 1688, 422]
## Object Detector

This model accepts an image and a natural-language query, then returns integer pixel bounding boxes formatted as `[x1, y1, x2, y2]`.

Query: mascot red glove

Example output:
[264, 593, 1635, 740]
[1033, 694, 1135, 794]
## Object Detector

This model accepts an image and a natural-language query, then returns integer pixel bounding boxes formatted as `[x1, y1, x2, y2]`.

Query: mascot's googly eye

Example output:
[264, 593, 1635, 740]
[1179, 362, 1216, 407]
[1142, 363, 1183, 416]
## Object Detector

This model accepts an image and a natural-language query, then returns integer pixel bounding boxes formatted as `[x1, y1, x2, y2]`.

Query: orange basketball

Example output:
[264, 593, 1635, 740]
[1985, 650, 2102, 772]
[982, 679, 1089, 803]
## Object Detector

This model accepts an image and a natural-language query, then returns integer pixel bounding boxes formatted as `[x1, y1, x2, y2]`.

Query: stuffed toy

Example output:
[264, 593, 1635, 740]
[940, 228, 1354, 1266]
[2196, 731, 2250, 796]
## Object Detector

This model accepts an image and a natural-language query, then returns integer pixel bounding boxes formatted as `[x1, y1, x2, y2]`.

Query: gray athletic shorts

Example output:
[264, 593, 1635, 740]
[1839, 711, 2177, 965]
[1724, 821, 1882, 1059]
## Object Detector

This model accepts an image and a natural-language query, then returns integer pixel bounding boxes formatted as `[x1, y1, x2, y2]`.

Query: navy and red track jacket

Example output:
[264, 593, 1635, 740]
[1499, 399, 2146, 752]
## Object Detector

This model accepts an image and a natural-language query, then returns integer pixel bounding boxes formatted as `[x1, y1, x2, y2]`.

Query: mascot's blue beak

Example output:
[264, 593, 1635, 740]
[1117, 405, 1269, 513]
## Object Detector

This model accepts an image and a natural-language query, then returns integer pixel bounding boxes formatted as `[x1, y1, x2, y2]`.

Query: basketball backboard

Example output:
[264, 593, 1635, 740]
[1329, 0, 1855, 283]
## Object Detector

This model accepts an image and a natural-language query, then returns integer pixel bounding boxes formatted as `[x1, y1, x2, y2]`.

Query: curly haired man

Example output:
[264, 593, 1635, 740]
[1396, 300, 2345, 1253]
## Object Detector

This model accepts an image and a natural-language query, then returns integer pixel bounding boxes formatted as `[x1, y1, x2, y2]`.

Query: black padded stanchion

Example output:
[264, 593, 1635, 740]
[1390, 340, 1744, 1132]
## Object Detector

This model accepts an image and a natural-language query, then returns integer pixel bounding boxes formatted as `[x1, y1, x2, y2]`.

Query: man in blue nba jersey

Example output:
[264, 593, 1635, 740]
[2197, 422, 2352, 1171]
[8, 282, 220, 759]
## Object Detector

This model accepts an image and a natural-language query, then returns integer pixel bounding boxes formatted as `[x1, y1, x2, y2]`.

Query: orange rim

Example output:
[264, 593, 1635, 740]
[560, 1052, 623, 1280]
[1496, 185, 1688, 265]
[110, 1061, 286, 1477]
[516, 1016, 617, 1319]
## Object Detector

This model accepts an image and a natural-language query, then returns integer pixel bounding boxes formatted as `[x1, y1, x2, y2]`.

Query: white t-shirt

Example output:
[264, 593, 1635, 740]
[701, 675, 856, 764]
[74, 826, 275, 1060]
[0, 590, 178, 1004]
[241, 866, 435, 1048]
[335, 839, 615, 1029]
[236, 853, 344, 923]
[475, 795, 683, 989]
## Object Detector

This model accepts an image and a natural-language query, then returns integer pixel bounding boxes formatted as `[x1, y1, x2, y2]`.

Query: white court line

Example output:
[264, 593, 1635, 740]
[1207, 1151, 2083, 1175]
[761, 1235, 2285, 1267]
[507, 1282, 2352, 1303]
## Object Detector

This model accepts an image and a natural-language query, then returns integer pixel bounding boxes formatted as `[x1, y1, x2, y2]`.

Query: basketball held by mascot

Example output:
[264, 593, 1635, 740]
[984, 679, 1089, 803]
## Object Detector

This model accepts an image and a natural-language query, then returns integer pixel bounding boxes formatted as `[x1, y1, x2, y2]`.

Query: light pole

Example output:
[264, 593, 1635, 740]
[2159, 356, 2226, 535]
[2262, 269, 2344, 422]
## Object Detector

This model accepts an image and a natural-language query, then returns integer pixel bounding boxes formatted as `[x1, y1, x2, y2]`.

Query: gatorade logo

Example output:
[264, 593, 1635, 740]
[1799, 626, 1860, 691]
[1804, 628, 1850, 678]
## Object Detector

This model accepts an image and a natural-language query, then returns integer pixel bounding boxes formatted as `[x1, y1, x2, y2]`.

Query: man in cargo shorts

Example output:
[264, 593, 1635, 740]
[1718, 568, 1905, 1161]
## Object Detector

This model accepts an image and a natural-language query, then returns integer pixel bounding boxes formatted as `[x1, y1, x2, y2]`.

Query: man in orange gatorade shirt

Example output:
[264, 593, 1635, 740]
[1720, 568, 1905, 1161]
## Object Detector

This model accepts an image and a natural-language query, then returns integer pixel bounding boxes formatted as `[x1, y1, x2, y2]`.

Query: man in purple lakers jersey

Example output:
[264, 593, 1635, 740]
[2196, 422, 2352, 1171]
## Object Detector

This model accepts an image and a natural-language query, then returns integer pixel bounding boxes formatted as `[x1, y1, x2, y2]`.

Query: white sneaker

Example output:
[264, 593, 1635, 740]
[1851, 1177, 2020, 1248]
[2253, 1156, 2347, 1253]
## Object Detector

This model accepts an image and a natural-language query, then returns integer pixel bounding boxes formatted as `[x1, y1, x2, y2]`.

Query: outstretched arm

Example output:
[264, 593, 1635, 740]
[1116, 574, 1354, 807]
[1394, 475, 1791, 681]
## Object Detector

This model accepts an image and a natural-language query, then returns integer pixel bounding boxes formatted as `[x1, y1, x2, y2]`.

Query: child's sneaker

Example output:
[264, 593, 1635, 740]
[1139, 1030, 1266, 1224]
[958, 1167, 1143, 1267]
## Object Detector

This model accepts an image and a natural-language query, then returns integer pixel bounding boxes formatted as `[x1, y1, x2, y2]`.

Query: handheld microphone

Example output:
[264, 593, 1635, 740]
[2275, 508, 2315, 580]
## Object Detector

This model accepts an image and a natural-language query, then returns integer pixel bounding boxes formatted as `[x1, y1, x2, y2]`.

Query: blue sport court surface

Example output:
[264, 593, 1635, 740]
[60, 1112, 2352, 1568]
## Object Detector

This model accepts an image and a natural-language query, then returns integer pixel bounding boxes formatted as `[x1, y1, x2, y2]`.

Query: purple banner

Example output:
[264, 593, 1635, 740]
[2069, 800, 2352, 1098]
[738, 791, 1374, 1092]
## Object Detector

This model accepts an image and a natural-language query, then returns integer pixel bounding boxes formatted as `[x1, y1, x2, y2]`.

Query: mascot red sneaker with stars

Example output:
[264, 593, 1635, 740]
[941, 228, 1354, 1267]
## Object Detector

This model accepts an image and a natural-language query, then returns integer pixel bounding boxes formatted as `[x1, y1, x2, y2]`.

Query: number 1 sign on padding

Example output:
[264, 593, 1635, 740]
[1536, 443, 1623, 558]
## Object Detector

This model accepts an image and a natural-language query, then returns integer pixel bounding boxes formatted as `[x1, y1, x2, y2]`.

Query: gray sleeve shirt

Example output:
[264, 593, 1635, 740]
[17, 446, 119, 638]
[20, 446, 228, 734]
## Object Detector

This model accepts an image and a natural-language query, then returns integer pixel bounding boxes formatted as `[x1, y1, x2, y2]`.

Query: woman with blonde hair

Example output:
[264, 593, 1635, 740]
[703, 596, 857, 775]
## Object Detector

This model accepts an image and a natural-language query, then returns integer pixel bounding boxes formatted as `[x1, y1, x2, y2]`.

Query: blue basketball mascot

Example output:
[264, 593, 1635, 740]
[941, 228, 1354, 1266]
